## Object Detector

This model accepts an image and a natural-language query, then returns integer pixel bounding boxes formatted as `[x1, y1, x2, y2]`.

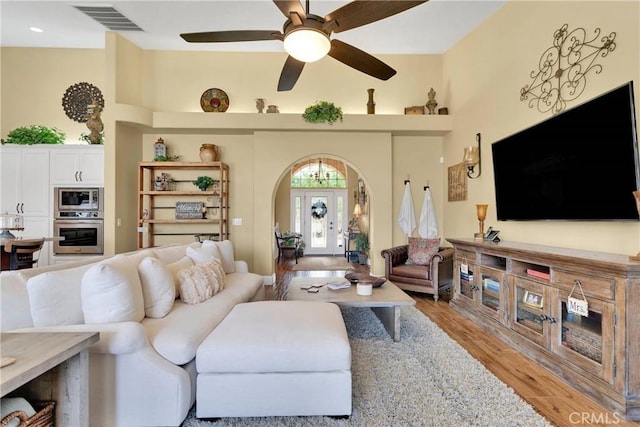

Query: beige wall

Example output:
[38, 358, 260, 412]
[2, 0, 638, 274]
[1, 47, 105, 140]
[442, 0, 640, 255]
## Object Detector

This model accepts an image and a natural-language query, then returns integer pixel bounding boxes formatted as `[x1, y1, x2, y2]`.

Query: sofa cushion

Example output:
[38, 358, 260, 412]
[141, 291, 238, 365]
[154, 242, 199, 264]
[406, 237, 440, 266]
[26, 264, 92, 327]
[141, 272, 263, 365]
[392, 264, 431, 280]
[177, 261, 222, 305]
[137, 257, 176, 318]
[187, 244, 221, 265]
[213, 240, 235, 274]
[166, 256, 195, 297]
[123, 249, 157, 266]
[81, 259, 145, 324]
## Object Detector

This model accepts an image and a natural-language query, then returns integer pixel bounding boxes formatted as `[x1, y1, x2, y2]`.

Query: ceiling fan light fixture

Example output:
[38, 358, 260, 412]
[284, 27, 330, 63]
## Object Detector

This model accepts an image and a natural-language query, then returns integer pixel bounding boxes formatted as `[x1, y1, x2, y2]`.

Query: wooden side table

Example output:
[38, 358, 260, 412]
[1, 332, 99, 425]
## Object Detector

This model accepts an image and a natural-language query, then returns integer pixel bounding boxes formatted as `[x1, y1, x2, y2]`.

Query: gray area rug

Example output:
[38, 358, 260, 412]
[181, 306, 552, 426]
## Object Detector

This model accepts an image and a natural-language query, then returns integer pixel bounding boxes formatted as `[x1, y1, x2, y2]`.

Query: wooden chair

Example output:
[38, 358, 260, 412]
[275, 231, 301, 264]
[5, 239, 45, 270]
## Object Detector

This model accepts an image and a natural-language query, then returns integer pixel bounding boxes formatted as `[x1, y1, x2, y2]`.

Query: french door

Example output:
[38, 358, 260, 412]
[290, 190, 347, 255]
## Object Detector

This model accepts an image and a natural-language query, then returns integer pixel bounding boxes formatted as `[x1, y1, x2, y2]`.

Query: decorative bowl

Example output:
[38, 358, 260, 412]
[344, 271, 386, 288]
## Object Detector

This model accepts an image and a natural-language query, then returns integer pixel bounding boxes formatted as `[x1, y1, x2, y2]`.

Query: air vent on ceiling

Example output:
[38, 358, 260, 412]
[73, 5, 143, 31]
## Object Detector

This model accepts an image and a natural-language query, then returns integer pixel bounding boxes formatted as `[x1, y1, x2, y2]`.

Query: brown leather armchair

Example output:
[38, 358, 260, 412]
[380, 245, 454, 301]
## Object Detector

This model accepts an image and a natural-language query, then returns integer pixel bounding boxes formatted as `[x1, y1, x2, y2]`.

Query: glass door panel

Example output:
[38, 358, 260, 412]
[515, 285, 544, 335]
[459, 264, 475, 300]
[481, 272, 500, 312]
[560, 302, 603, 364]
[309, 195, 329, 251]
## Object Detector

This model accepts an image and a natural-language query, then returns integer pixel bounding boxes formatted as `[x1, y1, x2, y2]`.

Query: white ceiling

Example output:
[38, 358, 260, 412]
[0, 0, 506, 54]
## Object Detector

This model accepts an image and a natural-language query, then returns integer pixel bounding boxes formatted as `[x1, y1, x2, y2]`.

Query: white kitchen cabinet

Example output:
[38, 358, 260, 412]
[0, 145, 52, 266]
[0, 145, 50, 217]
[50, 145, 104, 185]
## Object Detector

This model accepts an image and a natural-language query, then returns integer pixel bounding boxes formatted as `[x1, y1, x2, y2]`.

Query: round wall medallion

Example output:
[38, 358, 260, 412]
[62, 82, 104, 123]
[200, 88, 229, 112]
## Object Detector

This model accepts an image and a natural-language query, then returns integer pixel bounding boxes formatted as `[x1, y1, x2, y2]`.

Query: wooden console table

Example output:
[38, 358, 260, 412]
[446, 238, 640, 421]
[1, 332, 99, 425]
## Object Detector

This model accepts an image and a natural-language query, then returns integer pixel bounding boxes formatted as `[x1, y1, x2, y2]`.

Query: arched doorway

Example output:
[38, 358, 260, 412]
[274, 155, 369, 257]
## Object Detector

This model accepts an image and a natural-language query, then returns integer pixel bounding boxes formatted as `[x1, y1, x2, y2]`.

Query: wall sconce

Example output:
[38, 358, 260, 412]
[463, 133, 482, 179]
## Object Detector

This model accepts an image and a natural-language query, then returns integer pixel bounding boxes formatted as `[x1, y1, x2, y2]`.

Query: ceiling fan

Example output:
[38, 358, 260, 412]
[180, 0, 427, 91]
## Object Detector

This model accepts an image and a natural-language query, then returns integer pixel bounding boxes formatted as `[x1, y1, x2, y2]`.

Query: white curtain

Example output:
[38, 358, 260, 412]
[397, 182, 416, 237]
[418, 187, 438, 238]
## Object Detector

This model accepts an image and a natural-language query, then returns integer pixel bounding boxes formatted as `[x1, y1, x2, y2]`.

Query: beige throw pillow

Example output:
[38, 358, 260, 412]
[177, 259, 223, 304]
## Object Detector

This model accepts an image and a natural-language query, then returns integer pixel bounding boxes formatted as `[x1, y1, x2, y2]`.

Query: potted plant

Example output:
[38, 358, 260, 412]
[2, 125, 66, 145]
[302, 101, 343, 125]
[193, 176, 215, 191]
[355, 233, 370, 265]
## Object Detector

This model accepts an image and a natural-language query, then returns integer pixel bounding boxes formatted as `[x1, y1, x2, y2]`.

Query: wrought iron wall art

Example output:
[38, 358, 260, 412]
[520, 24, 616, 114]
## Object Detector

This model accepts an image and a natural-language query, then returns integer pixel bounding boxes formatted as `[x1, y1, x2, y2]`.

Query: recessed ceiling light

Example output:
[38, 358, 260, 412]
[29, 27, 43, 33]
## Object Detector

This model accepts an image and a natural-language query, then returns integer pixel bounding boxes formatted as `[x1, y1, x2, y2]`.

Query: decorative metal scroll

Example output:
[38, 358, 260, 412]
[520, 24, 616, 114]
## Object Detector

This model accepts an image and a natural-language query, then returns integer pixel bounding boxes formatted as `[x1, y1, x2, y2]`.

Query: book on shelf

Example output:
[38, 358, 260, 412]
[483, 278, 500, 292]
[526, 268, 550, 280]
[460, 272, 473, 281]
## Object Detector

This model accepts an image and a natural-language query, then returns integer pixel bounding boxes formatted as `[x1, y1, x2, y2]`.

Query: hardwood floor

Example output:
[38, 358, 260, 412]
[272, 256, 640, 427]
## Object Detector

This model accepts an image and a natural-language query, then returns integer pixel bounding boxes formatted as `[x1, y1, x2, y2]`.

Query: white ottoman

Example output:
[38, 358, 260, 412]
[196, 301, 352, 418]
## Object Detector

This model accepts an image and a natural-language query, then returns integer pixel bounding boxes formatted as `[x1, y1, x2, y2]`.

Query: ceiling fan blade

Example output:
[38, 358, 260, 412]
[180, 30, 282, 43]
[328, 39, 396, 80]
[325, 0, 427, 33]
[278, 56, 305, 91]
[273, 0, 306, 22]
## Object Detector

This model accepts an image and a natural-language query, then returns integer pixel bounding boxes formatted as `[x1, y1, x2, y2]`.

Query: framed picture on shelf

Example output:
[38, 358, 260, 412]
[523, 290, 544, 308]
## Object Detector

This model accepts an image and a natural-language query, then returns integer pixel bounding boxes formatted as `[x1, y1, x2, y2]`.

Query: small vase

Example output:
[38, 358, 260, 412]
[199, 144, 218, 162]
[367, 88, 375, 114]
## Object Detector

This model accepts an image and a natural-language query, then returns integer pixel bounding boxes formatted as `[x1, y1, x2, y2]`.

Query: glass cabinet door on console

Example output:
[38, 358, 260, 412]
[456, 259, 476, 303]
[511, 278, 551, 347]
[550, 289, 615, 385]
[478, 266, 507, 323]
[454, 249, 477, 304]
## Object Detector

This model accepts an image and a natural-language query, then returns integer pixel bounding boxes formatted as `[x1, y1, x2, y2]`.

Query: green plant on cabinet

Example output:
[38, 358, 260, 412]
[2, 125, 66, 145]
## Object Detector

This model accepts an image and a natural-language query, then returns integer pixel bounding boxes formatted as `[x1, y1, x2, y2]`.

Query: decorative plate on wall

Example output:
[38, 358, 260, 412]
[62, 82, 104, 123]
[200, 88, 229, 112]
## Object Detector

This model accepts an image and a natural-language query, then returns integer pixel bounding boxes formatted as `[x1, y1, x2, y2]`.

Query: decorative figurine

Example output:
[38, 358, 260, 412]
[426, 88, 438, 115]
[255, 98, 266, 113]
[85, 99, 104, 144]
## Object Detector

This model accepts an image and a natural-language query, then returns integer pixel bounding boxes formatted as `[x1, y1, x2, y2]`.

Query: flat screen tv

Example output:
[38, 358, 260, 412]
[491, 81, 639, 221]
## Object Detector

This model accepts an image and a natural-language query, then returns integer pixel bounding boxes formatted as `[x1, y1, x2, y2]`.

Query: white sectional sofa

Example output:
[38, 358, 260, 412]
[0, 240, 265, 427]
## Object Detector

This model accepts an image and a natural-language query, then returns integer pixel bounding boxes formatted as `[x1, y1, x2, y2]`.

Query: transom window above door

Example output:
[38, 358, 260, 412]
[291, 158, 347, 188]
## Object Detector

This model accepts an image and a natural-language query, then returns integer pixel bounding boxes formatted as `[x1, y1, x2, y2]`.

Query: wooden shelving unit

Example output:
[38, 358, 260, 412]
[137, 162, 229, 248]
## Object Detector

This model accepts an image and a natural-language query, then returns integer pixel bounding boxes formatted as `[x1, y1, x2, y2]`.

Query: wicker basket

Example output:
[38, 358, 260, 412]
[0, 401, 54, 427]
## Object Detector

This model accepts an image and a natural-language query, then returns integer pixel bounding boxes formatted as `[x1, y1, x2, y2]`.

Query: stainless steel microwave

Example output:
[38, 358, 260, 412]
[54, 187, 104, 218]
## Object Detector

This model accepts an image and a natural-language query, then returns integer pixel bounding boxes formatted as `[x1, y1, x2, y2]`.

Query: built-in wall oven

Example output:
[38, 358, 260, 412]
[53, 188, 104, 255]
